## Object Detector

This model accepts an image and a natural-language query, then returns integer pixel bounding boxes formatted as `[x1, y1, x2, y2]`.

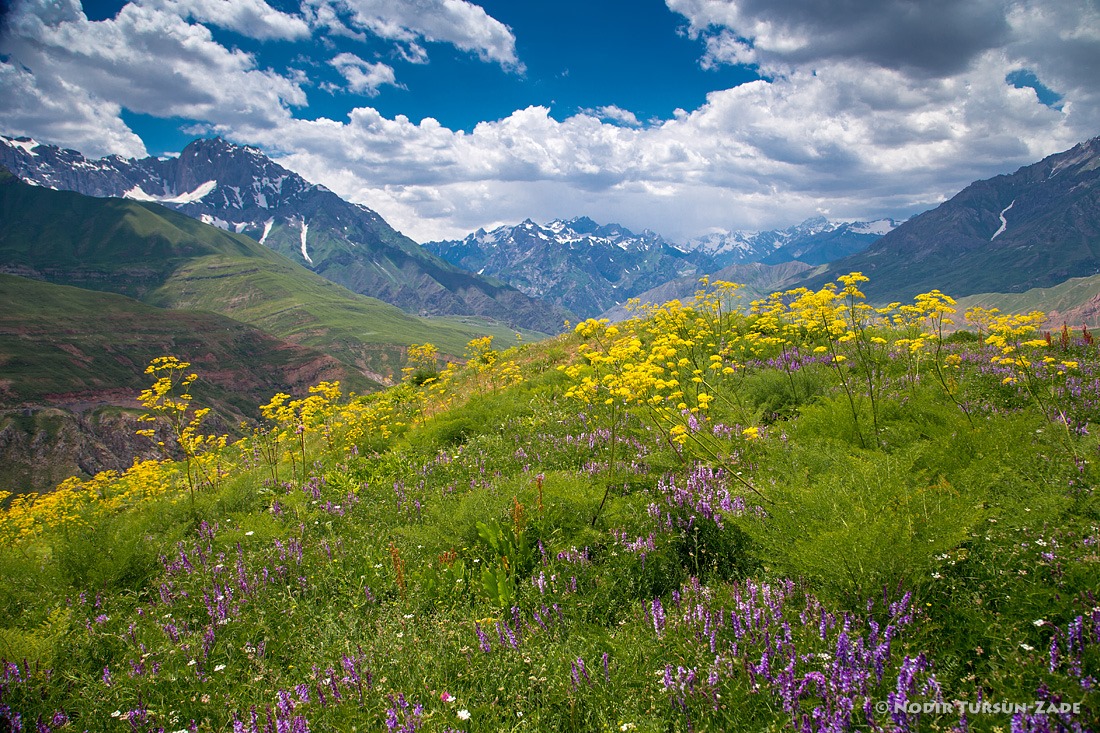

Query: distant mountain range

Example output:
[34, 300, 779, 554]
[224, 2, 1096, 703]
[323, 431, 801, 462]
[427, 216, 895, 318]
[0, 135, 570, 333]
[611, 138, 1100, 321]
[679, 216, 898, 268]
[425, 217, 712, 318]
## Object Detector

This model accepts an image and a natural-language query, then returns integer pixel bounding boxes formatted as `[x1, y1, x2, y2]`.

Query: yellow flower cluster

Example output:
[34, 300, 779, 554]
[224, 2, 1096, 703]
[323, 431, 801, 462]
[0, 459, 177, 544]
[558, 274, 1009, 454]
[2, 337, 544, 547]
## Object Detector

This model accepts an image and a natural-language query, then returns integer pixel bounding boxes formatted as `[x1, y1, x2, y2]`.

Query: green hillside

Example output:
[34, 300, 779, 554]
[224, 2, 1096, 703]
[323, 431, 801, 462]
[1, 275, 1096, 731]
[0, 273, 377, 491]
[954, 273, 1100, 325]
[147, 253, 543, 381]
[0, 273, 372, 404]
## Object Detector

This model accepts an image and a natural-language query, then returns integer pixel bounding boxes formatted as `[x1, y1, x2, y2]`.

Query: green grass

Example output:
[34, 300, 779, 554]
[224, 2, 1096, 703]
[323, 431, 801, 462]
[149, 255, 541, 371]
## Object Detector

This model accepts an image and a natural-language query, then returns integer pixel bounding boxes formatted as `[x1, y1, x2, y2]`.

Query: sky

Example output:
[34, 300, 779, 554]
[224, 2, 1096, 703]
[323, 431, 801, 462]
[1, 0, 1098, 244]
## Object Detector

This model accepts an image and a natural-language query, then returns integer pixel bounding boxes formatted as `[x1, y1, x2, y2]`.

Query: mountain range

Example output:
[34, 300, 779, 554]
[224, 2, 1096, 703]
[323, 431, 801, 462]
[0, 135, 570, 333]
[425, 217, 712, 318]
[426, 215, 895, 318]
[679, 216, 898, 267]
[604, 137, 1100, 320]
[3, 131, 1100, 491]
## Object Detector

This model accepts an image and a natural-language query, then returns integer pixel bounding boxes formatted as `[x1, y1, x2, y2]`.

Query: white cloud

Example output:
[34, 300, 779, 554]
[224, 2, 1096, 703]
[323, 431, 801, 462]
[227, 41, 1091, 243]
[330, 53, 398, 96]
[306, 0, 522, 69]
[0, 0, 306, 156]
[145, 0, 311, 40]
[583, 105, 643, 127]
[666, 0, 1013, 76]
[0, 60, 149, 158]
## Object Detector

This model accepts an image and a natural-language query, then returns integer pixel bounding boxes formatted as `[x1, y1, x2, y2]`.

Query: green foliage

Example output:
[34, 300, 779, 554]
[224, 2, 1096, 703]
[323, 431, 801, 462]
[751, 437, 978, 603]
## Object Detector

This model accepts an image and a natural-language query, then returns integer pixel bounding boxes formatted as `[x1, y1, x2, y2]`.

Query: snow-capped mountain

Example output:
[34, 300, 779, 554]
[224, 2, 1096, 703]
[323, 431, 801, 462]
[0, 135, 570, 333]
[425, 217, 716, 318]
[427, 215, 897, 318]
[680, 216, 898, 268]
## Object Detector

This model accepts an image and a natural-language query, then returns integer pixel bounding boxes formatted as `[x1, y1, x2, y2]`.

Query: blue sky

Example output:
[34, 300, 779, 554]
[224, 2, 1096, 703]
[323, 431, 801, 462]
[86, 0, 761, 151]
[2, 0, 1099, 242]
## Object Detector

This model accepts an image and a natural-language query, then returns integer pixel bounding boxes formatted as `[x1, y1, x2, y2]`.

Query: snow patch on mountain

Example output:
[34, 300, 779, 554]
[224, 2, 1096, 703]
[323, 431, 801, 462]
[4, 137, 39, 156]
[850, 219, 897, 236]
[992, 200, 1015, 240]
[123, 180, 217, 205]
[199, 213, 232, 230]
[259, 219, 274, 246]
[299, 220, 313, 265]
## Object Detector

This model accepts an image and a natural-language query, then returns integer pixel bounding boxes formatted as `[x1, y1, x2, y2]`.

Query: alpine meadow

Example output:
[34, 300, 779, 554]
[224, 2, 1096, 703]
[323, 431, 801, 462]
[3, 0, 1100, 731]
[1, 275, 1097, 731]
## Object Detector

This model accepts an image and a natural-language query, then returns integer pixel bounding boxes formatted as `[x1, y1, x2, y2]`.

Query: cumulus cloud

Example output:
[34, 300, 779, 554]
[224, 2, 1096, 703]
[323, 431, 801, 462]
[582, 105, 643, 127]
[0, 58, 149, 158]
[232, 47, 1087, 242]
[305, 0, 522, 69]
[330, 52, 398, 95]
[0, 0, 306, 155]
[146, 0, 311, 40]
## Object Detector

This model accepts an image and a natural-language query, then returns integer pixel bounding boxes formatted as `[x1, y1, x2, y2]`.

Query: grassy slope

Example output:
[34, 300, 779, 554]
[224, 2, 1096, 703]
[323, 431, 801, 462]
[0, 273, 383, 491]
[2, 290, 1098, 731]
[954, 273, 1100, 325]
[0, 273, 373, 406]
[148, 255, 544, 380]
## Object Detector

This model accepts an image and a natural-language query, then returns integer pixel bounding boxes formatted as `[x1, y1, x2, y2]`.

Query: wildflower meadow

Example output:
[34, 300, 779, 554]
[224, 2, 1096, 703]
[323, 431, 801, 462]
[1, 274, 1097, 732]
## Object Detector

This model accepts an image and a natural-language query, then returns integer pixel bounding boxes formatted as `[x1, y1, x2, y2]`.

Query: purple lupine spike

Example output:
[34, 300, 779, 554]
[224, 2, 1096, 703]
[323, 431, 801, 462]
[295, 684, 310, 705]
[474, 623, 491, 653]
[326, 667, 341, 701]
[276, 689, 295, 718]
[651, 598, 666, 636]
